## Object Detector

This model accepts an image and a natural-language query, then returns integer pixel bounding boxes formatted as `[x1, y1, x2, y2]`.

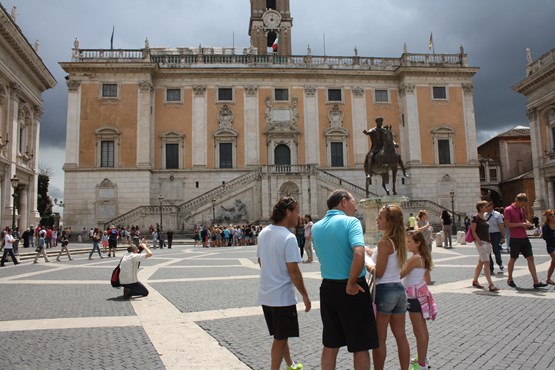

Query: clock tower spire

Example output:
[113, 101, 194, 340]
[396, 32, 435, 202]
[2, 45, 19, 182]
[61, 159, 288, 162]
[249, 0, 292, 55]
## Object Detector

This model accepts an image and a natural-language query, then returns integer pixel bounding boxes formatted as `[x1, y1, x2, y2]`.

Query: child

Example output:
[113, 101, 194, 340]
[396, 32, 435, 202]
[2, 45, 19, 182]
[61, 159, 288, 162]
[401, 231, 438, 370]
[101, 230, 109, 254]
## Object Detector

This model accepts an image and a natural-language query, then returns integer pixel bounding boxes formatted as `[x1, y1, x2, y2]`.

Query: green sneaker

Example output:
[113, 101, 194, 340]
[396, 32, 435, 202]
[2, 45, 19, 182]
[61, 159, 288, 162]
[286, 363, 303, 370]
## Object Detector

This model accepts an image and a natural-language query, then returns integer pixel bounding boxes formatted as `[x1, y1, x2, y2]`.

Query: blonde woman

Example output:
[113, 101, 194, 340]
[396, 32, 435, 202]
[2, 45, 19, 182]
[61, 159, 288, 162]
[414, 210, 433, 249]
[370, 205, 410, 370]
[541, 209, 555, 285]
[470, 201, 499, 292]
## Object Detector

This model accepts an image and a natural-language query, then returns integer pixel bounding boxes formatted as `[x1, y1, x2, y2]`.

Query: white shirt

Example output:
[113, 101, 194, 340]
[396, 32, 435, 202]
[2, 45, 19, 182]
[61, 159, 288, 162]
[3, 233, 15, 249]
[484, 210, 504, 233]
[257, 224, 301, 307]
[119, 252, 147, 285]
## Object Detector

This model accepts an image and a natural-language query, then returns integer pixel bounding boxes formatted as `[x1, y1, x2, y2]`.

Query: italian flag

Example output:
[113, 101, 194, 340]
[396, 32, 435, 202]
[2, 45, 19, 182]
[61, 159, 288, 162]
[272, 35, 280, 52]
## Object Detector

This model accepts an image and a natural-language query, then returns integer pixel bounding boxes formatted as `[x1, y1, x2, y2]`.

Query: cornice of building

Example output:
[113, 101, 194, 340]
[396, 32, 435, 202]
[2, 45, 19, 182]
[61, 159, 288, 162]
[513, 48, 555, 95]
[0, 4, 57, 90]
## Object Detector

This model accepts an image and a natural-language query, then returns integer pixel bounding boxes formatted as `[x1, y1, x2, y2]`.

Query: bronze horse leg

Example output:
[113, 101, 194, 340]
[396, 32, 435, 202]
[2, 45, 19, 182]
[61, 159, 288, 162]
[391, 166, 398, 195]
[381, 170, 390, 195]
[398, 156, 409, 178]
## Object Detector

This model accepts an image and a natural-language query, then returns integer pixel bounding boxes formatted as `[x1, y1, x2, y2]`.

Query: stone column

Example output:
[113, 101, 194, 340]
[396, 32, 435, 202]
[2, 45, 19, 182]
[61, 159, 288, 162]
[29, 105, 42, 223]
[359, 195, 408, 246]
[303, 86, 320, 164]
[351, 87, 367, 165]
[462, 83, 479, 165]
[528, 107, 545, 214]
[64, 80, 81, 168]
[399, 83, 421, 164]
[244, 86, 259, 167]
[137, 81, 153, 168]
[192, 86, 207, 167]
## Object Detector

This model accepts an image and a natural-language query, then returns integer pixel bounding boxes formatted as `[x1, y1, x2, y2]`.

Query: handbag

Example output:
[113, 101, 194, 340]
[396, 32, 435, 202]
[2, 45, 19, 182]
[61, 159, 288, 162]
[111, 259, 123, 287]
[465, 228, 474, 243]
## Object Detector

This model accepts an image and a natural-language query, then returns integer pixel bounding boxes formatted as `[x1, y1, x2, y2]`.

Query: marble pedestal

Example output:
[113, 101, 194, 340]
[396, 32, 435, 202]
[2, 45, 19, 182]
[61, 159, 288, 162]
[358, 195, 408, 246]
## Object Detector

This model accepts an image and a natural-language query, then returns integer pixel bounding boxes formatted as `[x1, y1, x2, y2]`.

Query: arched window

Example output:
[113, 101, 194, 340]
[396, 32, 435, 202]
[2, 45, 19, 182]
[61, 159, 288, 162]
[95, 126, 120, 168]
[274, 144, 291, 165]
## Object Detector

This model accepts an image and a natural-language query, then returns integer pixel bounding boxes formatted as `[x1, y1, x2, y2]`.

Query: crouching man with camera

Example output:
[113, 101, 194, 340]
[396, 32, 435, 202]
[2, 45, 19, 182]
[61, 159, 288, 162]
[120, 242, 153, 299]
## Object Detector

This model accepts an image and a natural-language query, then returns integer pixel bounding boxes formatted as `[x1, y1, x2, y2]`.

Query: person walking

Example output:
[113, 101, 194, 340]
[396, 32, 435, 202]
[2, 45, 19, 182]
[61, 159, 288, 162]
[56, 231, 72, 261]
[485, 201, 505, 274]
[504, 193, 547, 289]
[470, 201, 499, 292]
[295, 217, 305, 260]
[541, 209, 555, 285]
[33, 230, 50, 263]
[440, 210, 453, 249]
[167, 229, 173, 248]
[1, 228, 20, 266]
[312, 189, 378, 370]
[257, 196, 311, 370]
[120, 243, 153, 298]
[88, 227, 104, 260]
[369, 204, 410, 370]
[401, 231, 437, 370]
[414, 210, 433, 250]
[303, 214, 314, 263]
[108, 226, 118, 257]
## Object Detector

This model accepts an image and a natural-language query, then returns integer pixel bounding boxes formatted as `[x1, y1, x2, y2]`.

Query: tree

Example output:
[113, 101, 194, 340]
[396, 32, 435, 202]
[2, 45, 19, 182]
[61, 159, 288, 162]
[38, 164, 54, 226]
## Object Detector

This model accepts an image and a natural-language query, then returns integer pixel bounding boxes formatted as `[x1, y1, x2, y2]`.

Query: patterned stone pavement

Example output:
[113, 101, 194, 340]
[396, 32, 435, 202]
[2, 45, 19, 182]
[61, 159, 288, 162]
[1, 238, 554, 369]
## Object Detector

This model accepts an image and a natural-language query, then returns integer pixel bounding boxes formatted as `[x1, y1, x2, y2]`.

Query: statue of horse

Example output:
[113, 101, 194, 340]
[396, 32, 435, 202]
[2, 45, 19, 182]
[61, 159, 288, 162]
[363, 126, 409, 196]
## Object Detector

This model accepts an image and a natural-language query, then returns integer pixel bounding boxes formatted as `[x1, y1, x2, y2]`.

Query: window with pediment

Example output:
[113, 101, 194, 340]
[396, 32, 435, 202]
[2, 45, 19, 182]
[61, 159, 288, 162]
[96, 126, 120, 168]
[160, 131, 185, 169]
[431, 126, 455, 165]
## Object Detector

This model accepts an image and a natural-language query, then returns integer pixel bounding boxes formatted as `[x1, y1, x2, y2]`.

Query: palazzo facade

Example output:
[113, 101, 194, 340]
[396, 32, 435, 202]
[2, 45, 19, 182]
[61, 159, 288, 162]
[0, 5, 57, 230]
[513, 47, 555, 215]
[60, 0, 480, 231]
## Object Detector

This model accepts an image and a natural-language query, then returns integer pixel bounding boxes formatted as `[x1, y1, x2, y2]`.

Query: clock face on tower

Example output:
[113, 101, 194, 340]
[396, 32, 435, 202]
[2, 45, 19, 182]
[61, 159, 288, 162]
[262, 10, 281, 29]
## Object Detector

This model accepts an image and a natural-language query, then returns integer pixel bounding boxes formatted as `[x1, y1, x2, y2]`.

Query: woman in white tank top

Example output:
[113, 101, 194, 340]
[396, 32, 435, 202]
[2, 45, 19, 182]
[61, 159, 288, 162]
[369, 205, 410, 370]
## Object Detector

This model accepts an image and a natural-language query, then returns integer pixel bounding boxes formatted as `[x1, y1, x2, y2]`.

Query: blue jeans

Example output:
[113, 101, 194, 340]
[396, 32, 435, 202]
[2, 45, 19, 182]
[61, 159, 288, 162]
[489, 232, 503, 272]
[89, 241, 102, 258]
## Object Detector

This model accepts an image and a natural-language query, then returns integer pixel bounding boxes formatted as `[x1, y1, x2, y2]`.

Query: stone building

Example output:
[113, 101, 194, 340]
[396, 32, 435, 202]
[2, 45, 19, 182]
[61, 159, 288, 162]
[513, 47, 555, 216]
[60, 0, 480, 231]
[477, 126, 535, 215]
[0, 5, 56, 230]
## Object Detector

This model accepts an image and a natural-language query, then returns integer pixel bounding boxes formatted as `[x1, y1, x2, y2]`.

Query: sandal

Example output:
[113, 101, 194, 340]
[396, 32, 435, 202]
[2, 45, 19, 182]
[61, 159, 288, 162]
[546, 279, 555, 285]
[472, 280, 483, 289]
[489, 284, 500, 292]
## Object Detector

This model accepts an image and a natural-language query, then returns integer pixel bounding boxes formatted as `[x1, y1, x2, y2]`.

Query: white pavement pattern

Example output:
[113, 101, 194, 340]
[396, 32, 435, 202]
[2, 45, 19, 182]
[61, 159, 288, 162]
[0, 239, 554, 369]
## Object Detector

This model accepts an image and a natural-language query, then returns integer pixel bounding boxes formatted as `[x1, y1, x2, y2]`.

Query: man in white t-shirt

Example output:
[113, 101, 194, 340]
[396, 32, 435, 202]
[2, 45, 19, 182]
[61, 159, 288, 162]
[257, 196, 311, 370]
[119, 242, 152, 298]
[1, 228, 20, 266]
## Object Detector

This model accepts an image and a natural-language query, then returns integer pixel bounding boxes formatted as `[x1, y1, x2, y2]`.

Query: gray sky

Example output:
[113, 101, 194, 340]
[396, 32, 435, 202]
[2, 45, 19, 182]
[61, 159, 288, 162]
[4, 0, 555, 205]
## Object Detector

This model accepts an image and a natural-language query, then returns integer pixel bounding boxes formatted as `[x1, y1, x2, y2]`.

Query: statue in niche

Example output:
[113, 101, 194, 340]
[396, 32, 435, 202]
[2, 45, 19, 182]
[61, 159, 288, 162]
[218, 105, 234, 128]
[328, 104, 343, 128]
[265, 97, 273, 124]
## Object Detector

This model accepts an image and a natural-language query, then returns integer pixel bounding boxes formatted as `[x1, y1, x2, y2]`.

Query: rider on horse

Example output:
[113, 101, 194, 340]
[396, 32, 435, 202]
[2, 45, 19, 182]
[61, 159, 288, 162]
[363, 117, 399, 175]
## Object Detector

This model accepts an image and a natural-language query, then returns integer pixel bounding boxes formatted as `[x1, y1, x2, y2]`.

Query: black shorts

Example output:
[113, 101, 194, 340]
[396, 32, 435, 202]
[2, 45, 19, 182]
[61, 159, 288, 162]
[509, 238, 533, 259]
[320, 278, 378, 352]
[407, 298, 422, 313]
[108, 240, 117, 248]
[262, 305, 299, 340]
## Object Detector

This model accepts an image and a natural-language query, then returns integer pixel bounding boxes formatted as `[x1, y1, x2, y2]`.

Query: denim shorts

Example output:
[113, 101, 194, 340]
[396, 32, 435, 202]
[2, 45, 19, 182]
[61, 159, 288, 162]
[375, 282, 407, 314]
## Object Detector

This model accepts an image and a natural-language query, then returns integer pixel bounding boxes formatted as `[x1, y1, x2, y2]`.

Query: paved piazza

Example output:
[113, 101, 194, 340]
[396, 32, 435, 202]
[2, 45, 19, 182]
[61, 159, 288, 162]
[1, 238, 554, 369]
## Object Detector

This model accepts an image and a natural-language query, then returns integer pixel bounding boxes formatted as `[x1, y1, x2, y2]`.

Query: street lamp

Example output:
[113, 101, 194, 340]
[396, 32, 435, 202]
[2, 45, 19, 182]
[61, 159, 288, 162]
[449, 189, 456, 235]
[10, 175, 19, 233]
[212, 198, 216, 226]
[158, 194, 164, 232]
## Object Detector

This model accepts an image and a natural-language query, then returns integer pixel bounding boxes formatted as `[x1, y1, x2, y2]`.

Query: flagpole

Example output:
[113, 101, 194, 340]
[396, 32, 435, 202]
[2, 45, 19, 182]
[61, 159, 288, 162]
[323, 33, 326, 56]
[110, 25, 114, 50]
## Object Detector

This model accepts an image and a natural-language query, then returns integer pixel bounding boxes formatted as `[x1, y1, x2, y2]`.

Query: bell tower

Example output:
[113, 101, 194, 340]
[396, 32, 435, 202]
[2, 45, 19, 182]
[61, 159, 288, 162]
[249, 0, 292, 55]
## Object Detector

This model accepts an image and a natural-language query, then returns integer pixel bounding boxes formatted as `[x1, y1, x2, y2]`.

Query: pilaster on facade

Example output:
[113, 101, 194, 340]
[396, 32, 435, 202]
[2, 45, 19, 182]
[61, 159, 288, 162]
[64, 79, 81, 168]
[462, 83, 479, 165]
[244, 87, 260, 166]
[399, 82, 421, 165]
[351, 87, 368, 165]
[137, 80, 153, 169]
[192, 86, 208, 167]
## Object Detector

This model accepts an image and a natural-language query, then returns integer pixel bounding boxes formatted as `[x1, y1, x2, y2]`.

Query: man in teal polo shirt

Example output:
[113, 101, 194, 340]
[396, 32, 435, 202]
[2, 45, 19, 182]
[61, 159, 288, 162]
[312, 189, 378, 370]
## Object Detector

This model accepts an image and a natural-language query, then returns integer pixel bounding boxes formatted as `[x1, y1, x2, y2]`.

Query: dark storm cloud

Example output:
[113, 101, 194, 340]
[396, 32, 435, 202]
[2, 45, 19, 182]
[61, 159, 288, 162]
[4, 0, 555, 173]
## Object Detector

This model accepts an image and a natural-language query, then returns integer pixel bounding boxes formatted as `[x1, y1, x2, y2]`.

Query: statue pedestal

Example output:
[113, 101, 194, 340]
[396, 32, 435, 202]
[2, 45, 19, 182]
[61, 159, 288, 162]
[358, 195, 408, 246]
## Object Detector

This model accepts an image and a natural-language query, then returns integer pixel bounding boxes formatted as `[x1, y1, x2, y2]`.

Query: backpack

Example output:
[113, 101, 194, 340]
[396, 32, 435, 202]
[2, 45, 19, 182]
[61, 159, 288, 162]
[111, 258, 123, 287]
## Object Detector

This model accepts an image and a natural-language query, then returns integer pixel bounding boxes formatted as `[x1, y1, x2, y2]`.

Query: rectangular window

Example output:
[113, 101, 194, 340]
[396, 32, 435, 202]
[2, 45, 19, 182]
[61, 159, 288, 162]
[330, 142, 344, 167]
[165, 143, 179, 169]
[328, 89, 342, 102]
[274, 88, 289, 101]
[489, 168, 498, 182]
[166, 88, 181, 102]
[101, 141, 115, 167]
[374, 89, 389, 103]
[219, 143, 233, 168]
[218, 88, 233, 101]
[266, 0, 276, 9]
[102, 84, 118, 98]
[432, 86, 447, 100]
[438, 139, 451, 164]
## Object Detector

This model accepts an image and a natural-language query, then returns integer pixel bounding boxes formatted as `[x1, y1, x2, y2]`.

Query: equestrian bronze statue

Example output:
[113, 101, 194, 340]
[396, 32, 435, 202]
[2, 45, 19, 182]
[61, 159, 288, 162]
[363, 117, 409, 196]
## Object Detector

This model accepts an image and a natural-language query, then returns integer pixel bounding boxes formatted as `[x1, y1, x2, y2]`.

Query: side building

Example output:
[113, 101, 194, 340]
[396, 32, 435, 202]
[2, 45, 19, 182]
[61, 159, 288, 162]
[0, 5, 56, 230]
[513, 47, 555, 215]
[60, 1, 480, 231]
